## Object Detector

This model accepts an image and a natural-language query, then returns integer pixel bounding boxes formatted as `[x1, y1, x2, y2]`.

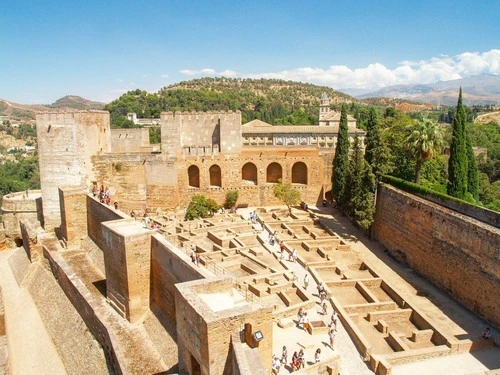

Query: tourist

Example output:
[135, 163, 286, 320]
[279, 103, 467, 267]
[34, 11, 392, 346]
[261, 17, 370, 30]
[290, 351, 300, 371]
[144, 213, 150, 228]
[195, 251, 201, 266]
[190, 246, 196, 263]
[481, 327, 492, 340]
[114, 201, 118, 210]
[317, 282, 324, 296]
[297, 306, 305, 324]
[297, 349, 305, 369]
[300, 312, 310, 332]
[322, 302, 328, 316]
[304, 274, 309, 289]
[280, 345, 288, 364]
[272, 354, 281, 374]
[314, 348, 321, 363]
[329, 326, 337, 350]
[320, 289, 327, 303]
[292, 248, 297, 262]
[331, 310, 338, 327]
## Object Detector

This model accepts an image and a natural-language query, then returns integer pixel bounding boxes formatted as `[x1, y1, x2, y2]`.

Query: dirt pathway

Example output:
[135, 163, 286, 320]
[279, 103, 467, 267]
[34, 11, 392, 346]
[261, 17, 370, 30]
[0, 249, 66, 375]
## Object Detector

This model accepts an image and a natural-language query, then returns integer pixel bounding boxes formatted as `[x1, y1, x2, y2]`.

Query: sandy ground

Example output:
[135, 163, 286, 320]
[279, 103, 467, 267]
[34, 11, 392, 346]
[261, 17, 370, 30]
[0, 248, 66, 375]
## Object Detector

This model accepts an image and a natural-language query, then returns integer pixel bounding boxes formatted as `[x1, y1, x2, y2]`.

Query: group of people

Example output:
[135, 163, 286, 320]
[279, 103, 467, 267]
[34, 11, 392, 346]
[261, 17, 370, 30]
[248, 211, 258, 223]
[92, 185, 112, 205]
[272, 346, 324, 373]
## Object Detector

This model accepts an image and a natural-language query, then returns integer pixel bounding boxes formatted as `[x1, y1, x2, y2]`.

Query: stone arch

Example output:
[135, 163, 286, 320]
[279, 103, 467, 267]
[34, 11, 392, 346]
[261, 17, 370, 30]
[266, 162, 282, 183]
[292, 162, 308, 184]
[188, 165, 200, 188]
[242, 162, 257, 185]
[209, 164, 222, 187]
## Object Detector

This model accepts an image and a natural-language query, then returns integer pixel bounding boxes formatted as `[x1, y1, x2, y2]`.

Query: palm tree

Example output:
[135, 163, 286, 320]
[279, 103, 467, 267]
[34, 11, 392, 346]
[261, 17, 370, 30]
[405, 118, 444, 184]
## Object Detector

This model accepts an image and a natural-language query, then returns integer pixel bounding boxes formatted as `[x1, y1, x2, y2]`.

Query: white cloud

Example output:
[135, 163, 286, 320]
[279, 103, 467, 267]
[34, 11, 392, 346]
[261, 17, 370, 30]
[178, 49, 500, 90]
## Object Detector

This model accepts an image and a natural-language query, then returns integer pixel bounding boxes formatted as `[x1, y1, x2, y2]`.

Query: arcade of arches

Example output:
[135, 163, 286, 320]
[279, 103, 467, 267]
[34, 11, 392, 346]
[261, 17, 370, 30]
[187, 162, 308, 188]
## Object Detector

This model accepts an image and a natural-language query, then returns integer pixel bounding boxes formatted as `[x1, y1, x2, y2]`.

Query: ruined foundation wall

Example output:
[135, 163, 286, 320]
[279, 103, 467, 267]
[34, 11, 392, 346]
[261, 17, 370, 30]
[373, 184, 500, 328]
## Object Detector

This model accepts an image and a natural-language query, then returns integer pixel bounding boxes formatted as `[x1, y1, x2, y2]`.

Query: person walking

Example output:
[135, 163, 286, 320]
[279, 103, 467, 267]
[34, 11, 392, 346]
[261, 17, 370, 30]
[314, 348, 321, 363]
[304, 273, 309, 290]
[329, 326, 337, 350]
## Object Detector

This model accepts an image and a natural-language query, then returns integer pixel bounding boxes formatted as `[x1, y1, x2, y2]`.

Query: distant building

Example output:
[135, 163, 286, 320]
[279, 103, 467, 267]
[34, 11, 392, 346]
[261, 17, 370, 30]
[318, 93, 356, 127]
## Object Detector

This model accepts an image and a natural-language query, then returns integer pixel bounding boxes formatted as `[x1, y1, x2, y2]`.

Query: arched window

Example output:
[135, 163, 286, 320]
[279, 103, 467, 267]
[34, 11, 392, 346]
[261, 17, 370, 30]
[188, 165, 200, 188]
[266, 162, 282, 183]
[242, 162, 257, 185]
[209, 164, 222, 187]
[292, 162, 308, 184]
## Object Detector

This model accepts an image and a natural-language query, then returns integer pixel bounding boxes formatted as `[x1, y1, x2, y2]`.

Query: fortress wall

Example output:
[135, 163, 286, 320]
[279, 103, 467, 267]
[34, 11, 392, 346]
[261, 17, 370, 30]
[150, 234, 210, 323]
[110, 128, 150, 153]
[161, 111, 242, 156]
[86, 195, 128, 251]
[1, 191, 41, 239]
[373, 184, 500, 328]
[22, 252, 109, 374]
[36, 111, 110, 229]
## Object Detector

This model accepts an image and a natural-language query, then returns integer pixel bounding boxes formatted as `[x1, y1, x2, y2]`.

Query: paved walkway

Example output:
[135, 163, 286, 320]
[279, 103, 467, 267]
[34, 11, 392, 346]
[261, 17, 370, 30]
[0, 249, 66, 375]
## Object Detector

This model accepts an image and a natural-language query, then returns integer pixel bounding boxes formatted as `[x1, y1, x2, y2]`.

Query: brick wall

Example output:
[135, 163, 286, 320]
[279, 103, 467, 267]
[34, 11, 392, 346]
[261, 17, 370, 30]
[373, 184, 500, 328]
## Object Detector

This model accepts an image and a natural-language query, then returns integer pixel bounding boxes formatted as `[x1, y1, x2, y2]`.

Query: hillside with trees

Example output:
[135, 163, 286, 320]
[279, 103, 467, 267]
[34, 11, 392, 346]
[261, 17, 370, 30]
[104, 78, 355, 126]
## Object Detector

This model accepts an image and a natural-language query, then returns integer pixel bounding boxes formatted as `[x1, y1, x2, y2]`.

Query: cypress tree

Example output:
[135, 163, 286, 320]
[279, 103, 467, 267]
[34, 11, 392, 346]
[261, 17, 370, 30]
[355, 163, 376, 230]
[346, 133, 364, 217]
[447, 88, 468, 198]
[332, 104, 350, 210]
[466, 132, 479, 200]
[364, 107, 393, 181]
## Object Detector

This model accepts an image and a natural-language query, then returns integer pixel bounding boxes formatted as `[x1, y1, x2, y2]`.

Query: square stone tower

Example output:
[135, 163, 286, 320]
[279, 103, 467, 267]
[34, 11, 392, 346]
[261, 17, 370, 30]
[36, 111, 111, 229]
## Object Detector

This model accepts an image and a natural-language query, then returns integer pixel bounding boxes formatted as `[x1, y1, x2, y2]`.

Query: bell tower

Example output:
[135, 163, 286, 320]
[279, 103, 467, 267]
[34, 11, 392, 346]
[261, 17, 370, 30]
[319, 92, 330, 122]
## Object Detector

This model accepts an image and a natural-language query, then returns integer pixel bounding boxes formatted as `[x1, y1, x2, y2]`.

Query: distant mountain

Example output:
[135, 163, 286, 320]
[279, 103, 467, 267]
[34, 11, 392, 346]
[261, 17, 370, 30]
[49, 95, 105, 110]
[349, 74, 500, 105]
[0, 96, 105, 123]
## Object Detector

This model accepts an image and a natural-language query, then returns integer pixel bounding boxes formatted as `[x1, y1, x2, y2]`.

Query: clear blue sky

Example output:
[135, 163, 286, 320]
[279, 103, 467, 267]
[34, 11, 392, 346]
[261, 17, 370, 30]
[1, 0, 499, 104]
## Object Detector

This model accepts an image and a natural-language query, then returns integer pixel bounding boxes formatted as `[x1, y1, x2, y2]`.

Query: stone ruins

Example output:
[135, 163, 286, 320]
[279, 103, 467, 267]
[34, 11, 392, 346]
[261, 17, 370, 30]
[0, 95, 498, 375]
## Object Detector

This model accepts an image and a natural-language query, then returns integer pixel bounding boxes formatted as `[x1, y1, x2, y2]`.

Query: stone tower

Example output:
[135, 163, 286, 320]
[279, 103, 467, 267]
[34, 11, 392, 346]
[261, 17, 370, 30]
[319, 92, 330, 121]
[36, 111, 111, 229]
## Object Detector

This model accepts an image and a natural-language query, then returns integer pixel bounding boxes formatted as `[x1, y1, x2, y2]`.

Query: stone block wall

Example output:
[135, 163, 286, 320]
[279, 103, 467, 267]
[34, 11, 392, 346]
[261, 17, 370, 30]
[87, 195, 128, 252]
[1, 191, 41, 239]
[36, 111, 110, 229]
[59, 187, 87, 248]
[110, 128, 150, 153]
[373, 184, 500, 328]
[150, 234, 210, 323]
[101, 219, 152, 323]
[19, 219, 43, 262]
[175, 278, 273, 375]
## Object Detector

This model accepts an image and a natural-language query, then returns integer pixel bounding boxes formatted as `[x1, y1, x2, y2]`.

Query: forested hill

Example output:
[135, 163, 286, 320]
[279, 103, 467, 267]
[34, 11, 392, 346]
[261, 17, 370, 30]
[104, 77, 355, 126]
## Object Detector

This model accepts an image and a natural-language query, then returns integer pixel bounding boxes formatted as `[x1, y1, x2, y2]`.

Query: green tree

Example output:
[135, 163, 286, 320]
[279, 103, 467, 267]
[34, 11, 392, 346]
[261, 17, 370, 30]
[355, 164, 376, 230]
[185, 194, 220, 220]
[224, 190, 239, 209]
[332, 104, 350, 210]
[273, 179, 301, 216]
[466, 133, 479, 200]
[364, 107, 393, 181]
[447, 88, 468, 198]
[405, 118, 443, 184]
[346, 133, 364, 217]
